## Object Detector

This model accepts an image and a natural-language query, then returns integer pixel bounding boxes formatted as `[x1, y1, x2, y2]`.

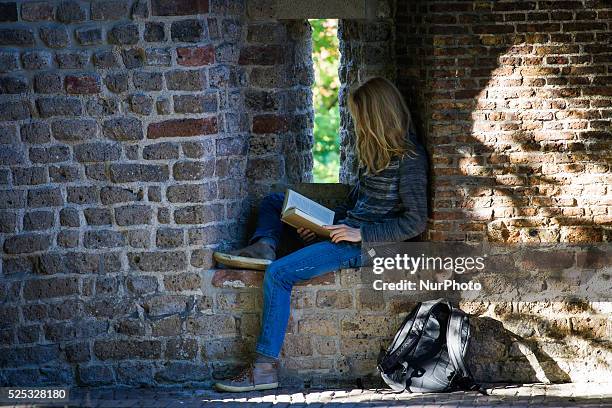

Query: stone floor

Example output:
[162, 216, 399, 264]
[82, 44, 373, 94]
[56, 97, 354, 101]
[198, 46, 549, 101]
[1, 383, 611, 407]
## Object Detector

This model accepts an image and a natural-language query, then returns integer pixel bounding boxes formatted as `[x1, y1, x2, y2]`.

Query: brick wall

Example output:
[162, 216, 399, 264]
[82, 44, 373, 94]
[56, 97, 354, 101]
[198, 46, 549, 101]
[0, 0, 314, 387]
[396, 0, 610, 243]
[395, 0, 611, 383]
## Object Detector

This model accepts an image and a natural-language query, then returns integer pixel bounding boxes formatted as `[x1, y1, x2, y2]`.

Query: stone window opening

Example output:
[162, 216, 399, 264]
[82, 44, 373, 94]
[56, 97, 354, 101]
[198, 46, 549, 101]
[309, 18, 341, 183]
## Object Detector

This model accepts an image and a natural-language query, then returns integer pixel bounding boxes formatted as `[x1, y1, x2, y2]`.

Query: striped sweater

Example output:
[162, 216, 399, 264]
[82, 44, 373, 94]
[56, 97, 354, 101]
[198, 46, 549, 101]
[334, 130, 429, 243]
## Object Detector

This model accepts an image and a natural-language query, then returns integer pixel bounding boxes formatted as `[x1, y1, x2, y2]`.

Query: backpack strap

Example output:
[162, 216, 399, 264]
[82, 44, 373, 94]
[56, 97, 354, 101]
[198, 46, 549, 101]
[446, 307, 487, 395]
[378, 298, 445, 373]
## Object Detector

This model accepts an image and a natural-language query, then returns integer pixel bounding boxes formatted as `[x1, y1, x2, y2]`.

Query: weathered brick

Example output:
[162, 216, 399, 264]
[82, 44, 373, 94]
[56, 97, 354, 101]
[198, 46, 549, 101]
[252, 114, 289, 134]
[246, 157, 284, 180]
[0, 123, 17, 144]
[108, 23, 139, 45]
[0, 51, 19, 73]
[115, 205, 152, 226]
[74, 142, 121, 163]
[185, 314, 235, 336]
[128, 94, 154, 115]
[176, 45, 215, 66]
[216, 136, 247, 156]
[51, 119, 98, 141]
[132, 71, 163, 91]
[148, 117, 217, 138]
[0, 75, 28, 94]
[167, 183, 216, 204]
[21, 2, 54, 21]
[66, 186, 98, 204]
[100, 186, 139, 205]
[298, 316, 339, 336]
[91, 0, 129, 20]
[23, 210, 54, 231]
[84, 208, 112, 226]
[102, 117, 143, 141]
[65, 74, 101, 94]
[104, 72, 129, 93]
[3, 233, 52, 254]
[92, 50, 118, 68]
[0, 28, 35, 46]
[239, 45, 284, 66]
[0, 100, 31, 120]
[156, 228, 184, 248]
[21, 122, 51, 144]
[182, 140, 214, 158]
[64, 342, 90, 363]
[94, 340, 161, 360]
[165, 69, 205, 90]
[84, 230, 125, 248]
[27, 187, 63, 207]
[165, 338, 197, 359]
[152, 0, 209, 16]
[145, 47, 171, 66]
[39, 25, 69, 48]
[49, 164, 79, 182]
[155, 361, 210, 382]
[121, 48, 146, 68]
[316, 290, 353, 309]
[128, 251, 187, 271]
[33, 72, 62, 93]
[109, 164, 169, 183]
[55, 50, 89, 69]
[184, 151, 219, 172]
[60, 207, 80, 227]
[37, 97, 82, 118]
[173, 93, 217, 113]
[86, 98, 120, 117]
[131, 0, 149, 19]
[210, 269, 261, 288]
[0, 147, 25, 166]
[0, 211, 17, 233]
[188, 248, 212, 269]
[75, 27, 103, 45]
[29, 145, 71, 164]
[174, 202, 221, 224]
[57, 230, 79, 248]
[125, 274, 158, 295]
[12, 166, 46, 185]
[56, 1, 85, 23]
[143, 142, 179, 160]
[144, 22, 165, 42]
[21, 51, 52, 70]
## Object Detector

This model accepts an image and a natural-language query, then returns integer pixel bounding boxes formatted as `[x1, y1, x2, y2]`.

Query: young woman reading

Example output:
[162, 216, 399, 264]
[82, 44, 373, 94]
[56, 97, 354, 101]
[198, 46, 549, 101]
[213, 77, 429, 392]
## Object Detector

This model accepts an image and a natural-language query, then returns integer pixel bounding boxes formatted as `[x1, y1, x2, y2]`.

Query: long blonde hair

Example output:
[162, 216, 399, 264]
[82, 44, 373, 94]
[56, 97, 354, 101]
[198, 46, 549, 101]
[347, 77, 416, 174]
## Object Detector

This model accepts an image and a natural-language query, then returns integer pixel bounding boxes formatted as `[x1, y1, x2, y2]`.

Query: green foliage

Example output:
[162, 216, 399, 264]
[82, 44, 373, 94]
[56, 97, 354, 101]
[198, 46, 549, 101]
[310, 19, 340, 183]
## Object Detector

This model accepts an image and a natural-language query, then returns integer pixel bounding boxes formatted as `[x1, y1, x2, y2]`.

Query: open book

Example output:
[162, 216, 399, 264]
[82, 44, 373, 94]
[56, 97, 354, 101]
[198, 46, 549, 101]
[281, 189, 335, 238]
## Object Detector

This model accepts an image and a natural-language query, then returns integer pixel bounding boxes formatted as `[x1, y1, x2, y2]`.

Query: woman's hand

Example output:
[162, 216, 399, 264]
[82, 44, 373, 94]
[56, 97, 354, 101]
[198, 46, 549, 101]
[297, 227, 317, 244]
[323, 224, 362, 243]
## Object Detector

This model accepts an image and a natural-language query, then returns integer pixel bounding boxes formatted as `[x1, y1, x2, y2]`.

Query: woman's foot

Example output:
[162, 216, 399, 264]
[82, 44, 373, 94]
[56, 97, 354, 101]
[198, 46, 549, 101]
[213, 361, 279, 392]
[213, 240, 276, 271]
[228, 240, 276, 260]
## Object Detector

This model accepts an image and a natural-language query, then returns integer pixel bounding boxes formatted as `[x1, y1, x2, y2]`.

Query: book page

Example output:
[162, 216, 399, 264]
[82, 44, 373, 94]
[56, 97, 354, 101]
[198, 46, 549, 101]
[283, 189, 335, 225]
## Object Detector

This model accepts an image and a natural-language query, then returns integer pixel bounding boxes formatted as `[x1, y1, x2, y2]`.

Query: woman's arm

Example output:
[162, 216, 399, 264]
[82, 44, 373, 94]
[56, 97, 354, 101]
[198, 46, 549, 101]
[359, 149, 428, 242]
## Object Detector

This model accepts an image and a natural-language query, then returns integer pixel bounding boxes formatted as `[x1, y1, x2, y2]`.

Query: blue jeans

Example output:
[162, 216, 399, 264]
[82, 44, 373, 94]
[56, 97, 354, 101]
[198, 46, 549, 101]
[251, 193, 363, 358]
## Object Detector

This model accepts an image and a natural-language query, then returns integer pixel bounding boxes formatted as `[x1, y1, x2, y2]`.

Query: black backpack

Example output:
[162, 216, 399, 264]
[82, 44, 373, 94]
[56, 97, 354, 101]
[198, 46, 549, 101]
[377, 298, 486, 394]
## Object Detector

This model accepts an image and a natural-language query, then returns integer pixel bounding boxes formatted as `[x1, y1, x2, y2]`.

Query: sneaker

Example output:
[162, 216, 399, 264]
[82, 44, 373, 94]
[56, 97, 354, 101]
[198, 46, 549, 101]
[214, 361, 279, 392]
[213, 241, 276, 271]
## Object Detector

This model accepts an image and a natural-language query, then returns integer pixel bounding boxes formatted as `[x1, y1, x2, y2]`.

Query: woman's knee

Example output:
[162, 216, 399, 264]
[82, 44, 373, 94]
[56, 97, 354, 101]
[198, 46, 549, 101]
[264, 260, 294, 289]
